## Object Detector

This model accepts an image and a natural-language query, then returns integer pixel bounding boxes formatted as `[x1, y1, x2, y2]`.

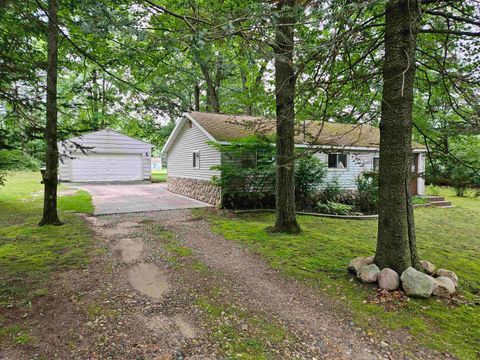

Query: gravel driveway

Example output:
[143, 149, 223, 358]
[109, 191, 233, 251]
[68, 182, 211, 215]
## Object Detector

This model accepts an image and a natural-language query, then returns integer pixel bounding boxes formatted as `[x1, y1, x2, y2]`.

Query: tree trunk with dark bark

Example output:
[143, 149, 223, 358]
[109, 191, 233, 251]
[272, 0, 301, 234]
[39, 0, 61, 226]
[375, 0, 421, 272]
[194, 84, 200, 111]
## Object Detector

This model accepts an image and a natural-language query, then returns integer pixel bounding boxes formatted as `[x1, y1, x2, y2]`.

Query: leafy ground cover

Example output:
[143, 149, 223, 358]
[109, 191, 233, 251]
[0, 172, 94, 346]
[201, 188, 480, 359]
[151, 169, 167, 183]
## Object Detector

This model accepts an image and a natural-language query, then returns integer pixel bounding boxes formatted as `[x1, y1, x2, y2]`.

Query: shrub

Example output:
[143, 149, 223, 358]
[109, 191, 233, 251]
[427, 184, 440, 196]
[295, 154, 326, 206]
[211, 135, 276, 209]
[317, 201, 353, 215]
[412, 196, 429, 205]
[355, 171, 378, 214]
[0, 149, 41, 171]
[319, 176, 343, 203]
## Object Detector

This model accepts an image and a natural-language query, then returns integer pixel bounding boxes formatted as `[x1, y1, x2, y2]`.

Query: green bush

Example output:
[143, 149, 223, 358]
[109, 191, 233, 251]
[317, 201, 353, 215]
[412, 196, 429, 205]
[0, 149, 41, 171]
[319, 176, 343, 203]
[295, 154, 326, 206]
[427, 184, 440, 196]
[355, 172, 378, 214]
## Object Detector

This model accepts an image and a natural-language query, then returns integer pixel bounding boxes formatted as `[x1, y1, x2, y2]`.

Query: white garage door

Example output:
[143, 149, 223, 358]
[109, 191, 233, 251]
[71, 153, 143, 182]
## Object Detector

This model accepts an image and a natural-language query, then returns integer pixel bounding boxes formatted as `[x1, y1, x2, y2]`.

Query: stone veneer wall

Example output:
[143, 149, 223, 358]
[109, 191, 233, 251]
[167, 176, 221, 205]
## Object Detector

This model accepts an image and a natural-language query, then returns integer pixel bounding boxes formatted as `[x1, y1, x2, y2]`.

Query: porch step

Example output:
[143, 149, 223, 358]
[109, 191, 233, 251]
[424, 196, 445, 202]
[430, 200, 452, 207]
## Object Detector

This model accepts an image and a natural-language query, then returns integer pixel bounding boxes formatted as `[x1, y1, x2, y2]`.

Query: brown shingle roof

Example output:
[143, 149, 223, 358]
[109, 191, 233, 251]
[189, 111, 425, 149]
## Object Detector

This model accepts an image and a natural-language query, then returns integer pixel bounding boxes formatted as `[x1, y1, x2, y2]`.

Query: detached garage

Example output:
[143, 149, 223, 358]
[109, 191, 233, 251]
[58, 129, 153, 182]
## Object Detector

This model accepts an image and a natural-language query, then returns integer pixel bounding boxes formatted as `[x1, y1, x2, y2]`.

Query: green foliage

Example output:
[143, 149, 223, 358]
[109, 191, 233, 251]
[294, 154, 326, 205]
[355, 172, 378, 214]
[0, 149, 41, 171]
[204, 188, 480, 359]
[427, 185, 441, 196]
[317, 201, 353, 215]
[412, 196, 429, 205]
[211, 135, 276, 208]
[319, 176, 343, 203]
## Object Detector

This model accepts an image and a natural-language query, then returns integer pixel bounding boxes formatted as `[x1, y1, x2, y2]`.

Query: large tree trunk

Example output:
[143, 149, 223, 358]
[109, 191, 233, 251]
[272, 0, 301, 234]
[374, 0, 421, 272]
[39, 0, 61, 226]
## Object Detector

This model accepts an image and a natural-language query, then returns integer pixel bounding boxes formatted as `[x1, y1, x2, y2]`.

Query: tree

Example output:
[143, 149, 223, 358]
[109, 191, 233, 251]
[272, 0, 301, 233]
[39, 0, 61, 226]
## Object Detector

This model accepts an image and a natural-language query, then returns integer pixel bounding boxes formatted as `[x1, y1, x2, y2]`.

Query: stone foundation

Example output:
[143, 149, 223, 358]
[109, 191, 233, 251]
[167, 176, 221, 206]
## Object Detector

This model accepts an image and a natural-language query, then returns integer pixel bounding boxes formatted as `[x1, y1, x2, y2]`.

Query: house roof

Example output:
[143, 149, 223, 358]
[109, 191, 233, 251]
[161, 111, 426, 154]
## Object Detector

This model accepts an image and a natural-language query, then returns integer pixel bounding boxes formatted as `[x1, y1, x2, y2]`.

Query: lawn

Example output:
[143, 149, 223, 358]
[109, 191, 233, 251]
[151, 169, 167, 183]
[0, 172, 94, 346]
[202, 188, 480, 359]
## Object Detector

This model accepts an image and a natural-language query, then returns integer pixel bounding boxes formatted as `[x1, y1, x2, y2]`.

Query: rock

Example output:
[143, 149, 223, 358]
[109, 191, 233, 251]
[400, 267, 435, 298]
[377, 268, 400, 291]
[436, 269, 458, 287]
[433, 276, 456, 297]
[365, 255, 375, 265]
[357, 264, 380, 283]
[419, 260, 436, 275]
[348, 257, 370, 274]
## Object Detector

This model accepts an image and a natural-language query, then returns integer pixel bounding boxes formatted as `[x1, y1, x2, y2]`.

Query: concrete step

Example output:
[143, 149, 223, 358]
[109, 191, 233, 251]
[430, 200, 452, 207]
[424, 196, 445, 202]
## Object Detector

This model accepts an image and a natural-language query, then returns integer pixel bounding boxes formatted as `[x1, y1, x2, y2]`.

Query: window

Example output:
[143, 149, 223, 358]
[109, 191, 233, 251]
[328, 153, 347, 169]
[192, 151, 200, 169]
[373, 157, 380, 171]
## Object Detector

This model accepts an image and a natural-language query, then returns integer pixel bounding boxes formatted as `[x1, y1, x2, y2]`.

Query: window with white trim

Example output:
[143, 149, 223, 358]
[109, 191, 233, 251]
[328, 153, 347, 169]
[192, 151, 200, 169]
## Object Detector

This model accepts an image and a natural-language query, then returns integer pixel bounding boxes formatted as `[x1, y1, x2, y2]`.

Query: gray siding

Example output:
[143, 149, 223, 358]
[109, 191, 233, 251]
[315, 151, 378, 189]
[167, 121, 221, 180]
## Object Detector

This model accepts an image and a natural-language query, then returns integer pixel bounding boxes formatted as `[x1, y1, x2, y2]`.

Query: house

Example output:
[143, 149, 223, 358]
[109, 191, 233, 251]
[58, 129, 153, 182]
[161, 112, 427, 205]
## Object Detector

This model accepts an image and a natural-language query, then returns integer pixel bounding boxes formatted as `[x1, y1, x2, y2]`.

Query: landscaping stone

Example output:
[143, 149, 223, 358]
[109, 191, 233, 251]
[400, 267, 435, 298]
[365, 256, 375, 265]
[348, 257, 370, 274]
[357, 264, 380, 283]
[419, 260, 436, 275]
[436, 269, 458, 287]
[377, 268, 400, 291]
[168, 175, 221, 205]
[432, 277, 456, 297]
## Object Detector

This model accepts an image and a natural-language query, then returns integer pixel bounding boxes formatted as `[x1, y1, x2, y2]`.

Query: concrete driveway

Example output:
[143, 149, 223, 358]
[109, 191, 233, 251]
[68, 182, 211, 215]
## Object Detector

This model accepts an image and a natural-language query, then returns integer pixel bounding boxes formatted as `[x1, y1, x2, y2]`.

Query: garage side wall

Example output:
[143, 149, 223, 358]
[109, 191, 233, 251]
[167, 121, 221, 205]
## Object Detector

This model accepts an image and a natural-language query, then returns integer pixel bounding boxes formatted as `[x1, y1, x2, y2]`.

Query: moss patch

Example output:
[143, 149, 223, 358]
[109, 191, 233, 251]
[0, 172, 94, 348]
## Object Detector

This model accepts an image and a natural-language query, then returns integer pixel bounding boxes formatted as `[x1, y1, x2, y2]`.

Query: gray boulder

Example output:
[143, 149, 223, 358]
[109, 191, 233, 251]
[436, 269, 458, 287]
[419, 260, 436, 275]
[348, 257, 370, 274]
[377, 268, 400, 291]
[401, 267, 435, 298]
[357, 264, 380, 283]
[432, 276, 456, 297]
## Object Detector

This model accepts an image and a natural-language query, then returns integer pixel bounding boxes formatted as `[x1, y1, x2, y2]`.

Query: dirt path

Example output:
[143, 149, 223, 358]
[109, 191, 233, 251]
[3, 209, 449, 360]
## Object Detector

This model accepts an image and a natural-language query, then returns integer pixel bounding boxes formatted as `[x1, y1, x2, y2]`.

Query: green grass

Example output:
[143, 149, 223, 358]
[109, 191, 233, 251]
[151, 169, 167, 183]
[201, 188, 480, 359]
[0, 171, 94, 309]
